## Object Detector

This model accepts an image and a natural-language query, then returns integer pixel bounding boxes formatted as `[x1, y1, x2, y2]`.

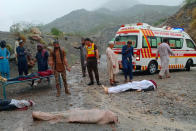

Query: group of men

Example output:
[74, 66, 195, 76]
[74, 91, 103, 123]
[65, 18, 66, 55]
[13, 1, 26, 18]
[102, 38, 174, 94]
[15, 39, 49, 76]
[15, 39, 71, 97]
[75, 37, 174, 87]
[106, 40, 135, 85]
[75, 38, 135, 87]
[105, 38, 174, 84]
[0, 36, 174, 97]
[74, 38, 101, 85]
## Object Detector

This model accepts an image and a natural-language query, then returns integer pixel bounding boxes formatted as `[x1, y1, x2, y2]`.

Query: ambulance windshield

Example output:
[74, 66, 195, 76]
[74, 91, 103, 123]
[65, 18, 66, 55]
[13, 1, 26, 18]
[115, 35, 137, 48]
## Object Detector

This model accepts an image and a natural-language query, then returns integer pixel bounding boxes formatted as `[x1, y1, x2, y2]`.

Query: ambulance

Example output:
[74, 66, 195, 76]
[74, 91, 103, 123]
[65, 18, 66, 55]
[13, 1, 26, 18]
[112, 23, 196, 74]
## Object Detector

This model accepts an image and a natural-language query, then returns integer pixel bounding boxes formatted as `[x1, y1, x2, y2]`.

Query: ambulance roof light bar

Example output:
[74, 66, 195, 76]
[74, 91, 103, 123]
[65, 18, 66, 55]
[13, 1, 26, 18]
[121, 25, 125, 27]
[172, 27, 184, 32]
[137, 23, 143, 26]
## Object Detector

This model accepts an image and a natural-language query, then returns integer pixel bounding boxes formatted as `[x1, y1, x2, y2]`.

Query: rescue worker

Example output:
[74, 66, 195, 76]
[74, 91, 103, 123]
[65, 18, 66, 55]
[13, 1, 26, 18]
[0, 40, 10, 79]
[106, 41, 119, 86]
[49, 40, 71, 97]
[156, 38, 175, 79]
[85, 38, 101, 85]
[16, 40, 28, 76]
[74, 38, 87, 77]
[122, 41, 134, 83]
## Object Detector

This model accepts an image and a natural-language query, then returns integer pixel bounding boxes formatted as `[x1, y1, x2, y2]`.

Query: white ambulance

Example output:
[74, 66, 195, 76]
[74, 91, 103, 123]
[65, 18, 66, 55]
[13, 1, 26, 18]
[112, 23, 196, 74]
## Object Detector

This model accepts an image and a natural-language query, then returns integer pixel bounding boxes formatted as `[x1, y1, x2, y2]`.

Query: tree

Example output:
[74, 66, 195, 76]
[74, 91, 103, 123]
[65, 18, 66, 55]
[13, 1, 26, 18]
[10, 23, 22, 33]
[184, 0, 196, 4]
[51, 28, 62, 36]
[10, 22, 44, 33]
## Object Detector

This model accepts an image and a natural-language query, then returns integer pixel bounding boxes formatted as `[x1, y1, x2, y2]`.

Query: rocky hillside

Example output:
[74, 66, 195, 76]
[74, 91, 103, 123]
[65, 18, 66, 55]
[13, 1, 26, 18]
[163, 2, 196, 41]
[90, 25, 120, 53]
[0, 31, 81, 65]
[42, 4, 179, 34]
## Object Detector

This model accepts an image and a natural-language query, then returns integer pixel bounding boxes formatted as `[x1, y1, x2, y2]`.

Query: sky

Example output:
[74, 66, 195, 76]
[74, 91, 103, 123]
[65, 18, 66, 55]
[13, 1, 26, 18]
[0, 0, 184, 31]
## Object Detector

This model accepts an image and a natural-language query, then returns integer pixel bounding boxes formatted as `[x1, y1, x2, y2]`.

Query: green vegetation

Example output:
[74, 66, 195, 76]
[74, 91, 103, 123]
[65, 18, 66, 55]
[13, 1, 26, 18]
[6, 44, 13, 54]
[39, 39, 47, 45]
[10, 22, 43, 33]
[184, 0, 196, 5]
[51, 28, 63, 36]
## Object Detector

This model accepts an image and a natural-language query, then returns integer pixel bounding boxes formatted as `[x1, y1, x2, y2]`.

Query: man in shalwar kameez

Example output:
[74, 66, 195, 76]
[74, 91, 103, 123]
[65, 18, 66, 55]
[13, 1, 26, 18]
[102, 80, 157, 94]
[16, 40, 28, 76]
[106, 41, 119, 86]
[156, 38, 175, 79]
[74, 38, 87, 77]
[122, 41, 134, 82]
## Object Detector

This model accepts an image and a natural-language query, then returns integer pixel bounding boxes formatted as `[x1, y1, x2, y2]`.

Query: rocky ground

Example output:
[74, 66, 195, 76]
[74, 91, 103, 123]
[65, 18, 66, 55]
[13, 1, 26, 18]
[0, 55, 196, 131]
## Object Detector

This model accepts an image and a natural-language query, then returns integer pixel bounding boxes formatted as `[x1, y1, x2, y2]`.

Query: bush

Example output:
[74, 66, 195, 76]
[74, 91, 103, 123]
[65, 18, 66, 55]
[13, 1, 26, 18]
[184, 0, 196, 5]
[10, 22, 43, 34]
[6, 44, 13, 54]
[39, 39, 47, 45]
[51, 28, 63, 36]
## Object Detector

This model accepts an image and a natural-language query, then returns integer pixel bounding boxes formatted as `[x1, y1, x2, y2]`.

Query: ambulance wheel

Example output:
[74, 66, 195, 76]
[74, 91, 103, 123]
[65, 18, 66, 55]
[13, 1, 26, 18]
[186, 59, 193, 71]
[148, 61, 158, 75]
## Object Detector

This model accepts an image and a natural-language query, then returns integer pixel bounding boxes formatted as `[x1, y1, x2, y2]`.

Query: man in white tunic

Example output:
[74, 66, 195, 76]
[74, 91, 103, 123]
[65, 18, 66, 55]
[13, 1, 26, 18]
[106, 41, 119, 85]
[102, 80, 157, 94]
[14, 37, 21, 63]
[156, 38, 175, 79]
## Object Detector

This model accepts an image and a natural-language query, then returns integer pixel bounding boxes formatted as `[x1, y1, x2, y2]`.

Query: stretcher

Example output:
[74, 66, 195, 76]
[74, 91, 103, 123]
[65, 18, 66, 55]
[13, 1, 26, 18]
[0, 75, 54, 99]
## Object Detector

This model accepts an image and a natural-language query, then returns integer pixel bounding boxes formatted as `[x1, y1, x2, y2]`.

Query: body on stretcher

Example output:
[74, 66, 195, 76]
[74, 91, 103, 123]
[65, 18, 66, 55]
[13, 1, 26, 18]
[0, 70, 54, 99]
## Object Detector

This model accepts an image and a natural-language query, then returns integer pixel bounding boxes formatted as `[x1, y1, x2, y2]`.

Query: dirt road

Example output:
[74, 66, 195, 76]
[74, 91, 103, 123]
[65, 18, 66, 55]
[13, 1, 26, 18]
[0, 55, 196, 131]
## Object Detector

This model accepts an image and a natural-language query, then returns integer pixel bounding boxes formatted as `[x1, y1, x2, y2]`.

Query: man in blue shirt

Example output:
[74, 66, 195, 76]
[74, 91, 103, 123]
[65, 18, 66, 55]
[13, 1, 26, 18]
[32, 44, 49, 87]
[16, 40, 28, 76]
[122, 41, 134, 82]
[35, 44, 49, 72]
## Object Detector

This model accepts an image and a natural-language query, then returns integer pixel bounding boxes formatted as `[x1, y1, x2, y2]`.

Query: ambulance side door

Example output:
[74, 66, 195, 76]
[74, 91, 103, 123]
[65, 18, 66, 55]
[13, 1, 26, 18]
[168, 38, 184, 65]
[185, 39, 196, 65]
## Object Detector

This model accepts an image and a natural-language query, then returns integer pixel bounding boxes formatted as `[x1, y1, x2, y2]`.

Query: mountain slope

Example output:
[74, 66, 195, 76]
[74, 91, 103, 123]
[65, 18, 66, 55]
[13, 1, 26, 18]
[100, 0, 140, 11]
[42, 4, 180, 34]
